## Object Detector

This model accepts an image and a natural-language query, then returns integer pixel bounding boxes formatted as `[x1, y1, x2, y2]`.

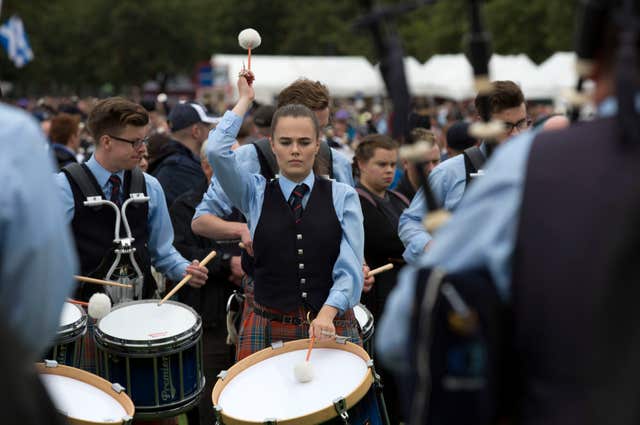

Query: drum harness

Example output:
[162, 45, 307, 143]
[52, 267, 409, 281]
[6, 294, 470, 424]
[65, 163, 150, 304]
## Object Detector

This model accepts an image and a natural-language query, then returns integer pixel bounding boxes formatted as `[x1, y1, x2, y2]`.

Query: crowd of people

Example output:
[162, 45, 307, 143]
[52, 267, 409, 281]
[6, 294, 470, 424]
[1, 2, 638, 424]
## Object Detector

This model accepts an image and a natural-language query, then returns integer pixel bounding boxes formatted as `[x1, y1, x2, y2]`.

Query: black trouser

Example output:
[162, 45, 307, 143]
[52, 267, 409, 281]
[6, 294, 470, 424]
[186, 325, 235, 425]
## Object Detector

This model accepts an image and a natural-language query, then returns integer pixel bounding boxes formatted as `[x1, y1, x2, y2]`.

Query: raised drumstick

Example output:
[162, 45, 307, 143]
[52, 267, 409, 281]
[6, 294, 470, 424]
[367, 263, 394, 278]
[75, 275, 132, 288]
[158, 250, 217, 306]
[238, 28, 261, 71]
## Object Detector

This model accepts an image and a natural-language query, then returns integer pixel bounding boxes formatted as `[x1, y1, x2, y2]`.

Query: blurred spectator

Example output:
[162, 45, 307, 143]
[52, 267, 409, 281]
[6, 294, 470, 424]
[395, 128, 441, 200]
[152, 102, 218, 207]
[445, 121, 479, 157]
[49, 113, 81, 169]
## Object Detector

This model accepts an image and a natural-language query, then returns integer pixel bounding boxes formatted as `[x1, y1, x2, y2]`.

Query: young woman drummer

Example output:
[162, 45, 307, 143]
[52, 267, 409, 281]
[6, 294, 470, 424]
[207, 71, 364, 360]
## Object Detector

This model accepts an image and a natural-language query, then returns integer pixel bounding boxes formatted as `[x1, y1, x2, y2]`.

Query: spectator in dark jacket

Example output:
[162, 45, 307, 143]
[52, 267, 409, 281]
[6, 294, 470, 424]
[169, 138, 243, 425]
[153, 102, 219, 206]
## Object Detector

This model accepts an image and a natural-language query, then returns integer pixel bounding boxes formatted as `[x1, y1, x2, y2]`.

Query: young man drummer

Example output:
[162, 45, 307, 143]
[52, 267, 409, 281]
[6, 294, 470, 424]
[208, 71, 364, 360]
[55, 97, 208, 299]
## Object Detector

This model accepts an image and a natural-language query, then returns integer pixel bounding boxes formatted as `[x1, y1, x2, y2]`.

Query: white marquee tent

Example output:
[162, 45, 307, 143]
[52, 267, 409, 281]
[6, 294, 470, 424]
[211, 52, 578, 102]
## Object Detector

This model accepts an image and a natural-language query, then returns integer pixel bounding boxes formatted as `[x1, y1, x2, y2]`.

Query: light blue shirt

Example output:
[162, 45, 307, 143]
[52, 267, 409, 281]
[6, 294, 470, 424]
[398, 151, 469, 264]
[194, 133, 355, 220]
[377, 100, 624, 370]
[55, 156, 190, 282]
[207, 111, 364, 313]
[0, 104, 78, 358]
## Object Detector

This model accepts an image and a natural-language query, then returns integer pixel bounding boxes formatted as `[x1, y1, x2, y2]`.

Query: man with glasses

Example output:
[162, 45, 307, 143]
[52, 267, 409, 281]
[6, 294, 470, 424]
[55, 97, 209, 304]
[398, 80, 529, 264]
[152, 102, 220, 208]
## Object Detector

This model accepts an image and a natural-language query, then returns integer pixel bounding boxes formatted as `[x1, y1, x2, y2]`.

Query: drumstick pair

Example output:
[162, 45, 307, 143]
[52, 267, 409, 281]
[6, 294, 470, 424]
[158, 250, 218, 306]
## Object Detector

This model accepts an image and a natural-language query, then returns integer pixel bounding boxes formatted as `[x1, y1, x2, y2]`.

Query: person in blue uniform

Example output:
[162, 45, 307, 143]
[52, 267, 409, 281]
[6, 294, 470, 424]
[208, 71, 364, 360]
[398, 81, 529, 264]
[378, 2, 640, 422]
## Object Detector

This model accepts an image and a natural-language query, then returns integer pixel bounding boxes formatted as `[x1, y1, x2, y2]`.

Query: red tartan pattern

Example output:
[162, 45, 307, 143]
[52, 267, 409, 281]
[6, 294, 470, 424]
[236, 301, 362, 361]
[81, 317, 98, 374]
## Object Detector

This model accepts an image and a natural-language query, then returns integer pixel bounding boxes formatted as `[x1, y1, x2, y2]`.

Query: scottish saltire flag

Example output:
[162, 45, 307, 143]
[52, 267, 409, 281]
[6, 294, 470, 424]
[0, 16, 34, 68]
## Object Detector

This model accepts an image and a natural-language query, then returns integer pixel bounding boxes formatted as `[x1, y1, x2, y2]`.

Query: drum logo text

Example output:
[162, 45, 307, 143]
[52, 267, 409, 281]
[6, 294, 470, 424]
[160, 356, 176, 401]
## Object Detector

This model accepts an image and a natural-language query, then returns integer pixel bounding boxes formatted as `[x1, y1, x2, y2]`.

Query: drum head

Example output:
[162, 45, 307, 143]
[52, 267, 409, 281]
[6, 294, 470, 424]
[59, 302, 83, 327]
[37, 363, 134, 424]
[213, 340, 373, 424]
[98, 300, 197, 342]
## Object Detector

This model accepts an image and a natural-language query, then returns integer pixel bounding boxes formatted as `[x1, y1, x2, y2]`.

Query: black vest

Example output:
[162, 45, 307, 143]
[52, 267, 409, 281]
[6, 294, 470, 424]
[511, 117, 640, 425]
[253, 177, 342, 312]
[62, 164, 155, 301]
[357, 186, 409, 319]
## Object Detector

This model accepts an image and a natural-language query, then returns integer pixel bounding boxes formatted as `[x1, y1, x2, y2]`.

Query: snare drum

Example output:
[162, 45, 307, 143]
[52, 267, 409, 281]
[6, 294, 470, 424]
[45, 302, 87, 367]
[353, 303, 374, 355]
[37, 361, 134, 424]
[94, 300, 204, 419]
[212, 339, 386, 424]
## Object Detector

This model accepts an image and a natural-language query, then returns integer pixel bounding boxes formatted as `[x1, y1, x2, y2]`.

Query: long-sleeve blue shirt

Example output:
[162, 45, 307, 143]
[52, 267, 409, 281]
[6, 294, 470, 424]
[207, 111, 364, 313]
[55, 156, 190, 282]
[398, 144, 487, 264]
[0, 104, 78, 358]
[377, 99, 624, 371]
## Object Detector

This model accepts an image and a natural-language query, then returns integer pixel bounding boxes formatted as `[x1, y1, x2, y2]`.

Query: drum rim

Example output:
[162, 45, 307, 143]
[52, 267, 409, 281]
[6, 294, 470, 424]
[211, 339, 374, 425]
[95, 300, 202, 348]
[58, 303, 88, 338]
[36, 362, 135, 424]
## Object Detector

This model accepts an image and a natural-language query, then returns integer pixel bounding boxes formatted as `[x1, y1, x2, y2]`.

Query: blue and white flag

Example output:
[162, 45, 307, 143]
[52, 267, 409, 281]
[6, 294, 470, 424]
[0, 16, 34, 68]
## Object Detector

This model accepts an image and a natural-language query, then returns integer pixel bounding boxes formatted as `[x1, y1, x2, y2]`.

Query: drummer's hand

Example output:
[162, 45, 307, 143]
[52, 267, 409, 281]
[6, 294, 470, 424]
[310, 305, 338, 342]
[239, 225, 254, 257]
[362, 264, 375, 293]
[237, 70, 255, 101]
[185, 260, 208, 288]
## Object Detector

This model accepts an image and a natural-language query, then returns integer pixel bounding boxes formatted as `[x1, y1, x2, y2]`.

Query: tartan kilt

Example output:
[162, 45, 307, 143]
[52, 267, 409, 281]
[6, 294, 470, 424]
[236, 301, 362, 361]
[81, 317, 98, 374]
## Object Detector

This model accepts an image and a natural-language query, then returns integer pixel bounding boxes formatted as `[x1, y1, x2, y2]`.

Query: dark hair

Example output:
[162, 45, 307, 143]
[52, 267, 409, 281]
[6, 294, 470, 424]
[474, 80, 525, 118]
[49, 113, 80, 145]
[277, 79, 330, 111]
[353, 134, 398, 177]
[87, 97, 149, 141]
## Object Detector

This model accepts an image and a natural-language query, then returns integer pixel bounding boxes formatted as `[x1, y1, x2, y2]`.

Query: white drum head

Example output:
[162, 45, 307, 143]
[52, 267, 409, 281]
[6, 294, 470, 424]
[218, 348, 368, 421]
[98, 301, 196, 341]
[59, 302, 83, 327]
[353, 304, 369, 328]
[41, 374, 127, 422]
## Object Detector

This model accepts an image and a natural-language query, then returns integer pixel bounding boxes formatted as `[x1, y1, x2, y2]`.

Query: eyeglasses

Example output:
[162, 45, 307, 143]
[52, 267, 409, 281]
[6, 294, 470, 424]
[503, 118, 532, 134]
[108, 134, 149, 149]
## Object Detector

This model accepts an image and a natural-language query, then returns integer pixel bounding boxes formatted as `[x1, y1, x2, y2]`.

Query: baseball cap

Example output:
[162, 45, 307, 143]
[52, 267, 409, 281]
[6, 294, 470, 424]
[446, 121, 478, 151]
[168, 102, 220, 132]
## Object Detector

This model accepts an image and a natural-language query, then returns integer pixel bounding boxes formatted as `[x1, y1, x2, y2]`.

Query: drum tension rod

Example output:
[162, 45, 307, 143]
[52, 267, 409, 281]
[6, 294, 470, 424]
[333, 397, 350, 424]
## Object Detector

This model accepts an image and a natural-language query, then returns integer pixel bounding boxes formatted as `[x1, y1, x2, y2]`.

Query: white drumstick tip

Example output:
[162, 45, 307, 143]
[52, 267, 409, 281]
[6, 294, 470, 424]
[88, 293, 112, 320]
[293, 360, 314, 383]
[238, 28, 262, 50]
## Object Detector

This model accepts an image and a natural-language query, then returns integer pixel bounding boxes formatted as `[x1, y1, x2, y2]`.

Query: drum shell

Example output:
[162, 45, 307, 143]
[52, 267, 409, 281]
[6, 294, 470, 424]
[36, 362, 135, 425]
[212, 339, 385, 425]
[94, 300, 205, 419]
[45, 304, 87, 367]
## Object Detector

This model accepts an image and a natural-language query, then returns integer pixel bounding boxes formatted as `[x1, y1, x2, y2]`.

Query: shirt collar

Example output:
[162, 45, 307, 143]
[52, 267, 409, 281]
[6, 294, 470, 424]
[597, 94, 640, 118]
[52, 143, 76, 156]
[86, 155, 125, 192]
[278, 171, 316, 200]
